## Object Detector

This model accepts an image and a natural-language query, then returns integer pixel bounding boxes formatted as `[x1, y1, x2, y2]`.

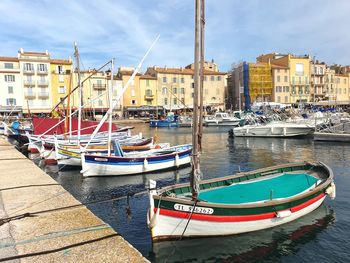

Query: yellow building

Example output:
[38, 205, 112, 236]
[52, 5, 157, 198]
[117, 67, 141, 108]
[248, 62, 273, 103]
[258, 53, 311, 103]
[139, 75, 157, 106]
[50, 59, 73, 111]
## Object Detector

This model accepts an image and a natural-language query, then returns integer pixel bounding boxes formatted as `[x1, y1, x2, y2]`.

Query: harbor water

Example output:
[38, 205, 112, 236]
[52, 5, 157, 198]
[32, 124, 349, 262]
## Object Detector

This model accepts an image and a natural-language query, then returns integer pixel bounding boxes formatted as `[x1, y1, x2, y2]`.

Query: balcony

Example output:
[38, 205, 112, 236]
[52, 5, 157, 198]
[23, 68, 35, 74]
[38, 92, 50, 98]
[144, 94, 154, 100]
[93, 84, 107, 90]
[37, 68, 48, 75]
[37, 80, 49, 86]
[24, 91, 36, 98]
[23, 79, 35, 86]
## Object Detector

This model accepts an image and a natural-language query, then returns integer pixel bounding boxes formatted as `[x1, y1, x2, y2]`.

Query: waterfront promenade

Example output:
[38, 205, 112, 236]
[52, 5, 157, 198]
[0, 137, 148, 262]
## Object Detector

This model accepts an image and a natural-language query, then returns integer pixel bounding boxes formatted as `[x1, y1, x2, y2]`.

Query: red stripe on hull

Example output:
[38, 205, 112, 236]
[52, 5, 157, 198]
[30, 148, 39, 153]
[45, 159, 57, 165]
[156, 193, 325, 223]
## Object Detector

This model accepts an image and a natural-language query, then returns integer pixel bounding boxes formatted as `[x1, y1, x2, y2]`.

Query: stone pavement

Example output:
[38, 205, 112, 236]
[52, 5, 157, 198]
[0, 137, 148, 263]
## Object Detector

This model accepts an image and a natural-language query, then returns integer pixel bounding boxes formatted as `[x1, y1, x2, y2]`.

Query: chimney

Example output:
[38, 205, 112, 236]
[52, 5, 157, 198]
[45, 50, 49, 55]
[20, 48, 24, 54]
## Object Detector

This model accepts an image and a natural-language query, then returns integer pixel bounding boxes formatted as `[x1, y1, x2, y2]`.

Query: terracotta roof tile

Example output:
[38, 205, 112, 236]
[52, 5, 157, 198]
[50, 59, 72, 65]
[148, 67, 226, 75]
[0, 56, 19, 62]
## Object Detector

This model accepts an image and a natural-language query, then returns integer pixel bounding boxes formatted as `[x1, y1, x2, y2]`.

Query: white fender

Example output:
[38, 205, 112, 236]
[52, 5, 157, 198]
[326, 182, 336, 200]
[148, 207, 160, 229]
[175, 154, 180, 167]
[144, 158, 149, 170]
[271, 126, 274, 134]
[283, 127, 287, 136]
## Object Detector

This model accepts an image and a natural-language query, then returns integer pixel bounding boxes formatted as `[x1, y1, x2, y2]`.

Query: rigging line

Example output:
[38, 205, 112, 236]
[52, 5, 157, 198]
[0, 233, 119, 262]
[0, 189, 149, 226]
[0, 183, 60, 192]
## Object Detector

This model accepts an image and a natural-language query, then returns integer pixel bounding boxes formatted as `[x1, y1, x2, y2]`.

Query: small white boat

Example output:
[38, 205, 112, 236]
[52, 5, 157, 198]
[204, 113, 241, 126]
[233, 121, 313, 137]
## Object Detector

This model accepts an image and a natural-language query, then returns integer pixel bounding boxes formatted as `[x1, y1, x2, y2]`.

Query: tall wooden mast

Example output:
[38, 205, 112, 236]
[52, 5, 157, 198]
[191, 0, 203, 199]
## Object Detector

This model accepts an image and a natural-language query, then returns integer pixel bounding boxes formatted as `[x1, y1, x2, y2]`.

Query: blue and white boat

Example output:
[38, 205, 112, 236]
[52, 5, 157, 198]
[150, 115, 179, 127]
[81, 142, 192, 177]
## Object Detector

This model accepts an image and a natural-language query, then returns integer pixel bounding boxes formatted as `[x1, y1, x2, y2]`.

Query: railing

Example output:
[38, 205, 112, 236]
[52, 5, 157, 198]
[24, 92, 36, 98]
[23, 80, 35, 85]
[93, 84, 107, 90]
[37, 68, 48, 74]
[38, 92, 49, 98]
[37, 80, 49, 86]
[144, 94, 154, 100]
[23, 68, 35, 74]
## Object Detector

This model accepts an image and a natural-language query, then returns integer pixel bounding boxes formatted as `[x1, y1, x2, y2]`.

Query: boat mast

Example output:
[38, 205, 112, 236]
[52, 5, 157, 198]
[198, 0, 205, 150]
[74, 43, 82, 144]
[107, 59, 114, 156]
[191, 0, 202, 199]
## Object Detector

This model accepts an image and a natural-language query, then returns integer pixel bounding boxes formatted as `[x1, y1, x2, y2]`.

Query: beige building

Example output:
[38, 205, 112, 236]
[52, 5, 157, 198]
[146, 66, 227, 111]
[335, 74, 350, 104]
[271, 64, 290, 103]
[324, 67, 336, 102]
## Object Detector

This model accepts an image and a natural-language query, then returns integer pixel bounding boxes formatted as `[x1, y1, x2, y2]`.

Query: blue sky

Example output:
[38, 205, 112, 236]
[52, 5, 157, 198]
[0, 0, 349, 72]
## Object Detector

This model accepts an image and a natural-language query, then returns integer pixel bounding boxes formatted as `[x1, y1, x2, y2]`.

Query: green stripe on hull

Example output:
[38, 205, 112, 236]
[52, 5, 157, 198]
[155, 190, 325, 216]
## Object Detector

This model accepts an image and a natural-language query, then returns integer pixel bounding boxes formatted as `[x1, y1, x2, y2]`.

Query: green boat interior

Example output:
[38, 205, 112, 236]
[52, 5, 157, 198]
[197, 173, 319, 204]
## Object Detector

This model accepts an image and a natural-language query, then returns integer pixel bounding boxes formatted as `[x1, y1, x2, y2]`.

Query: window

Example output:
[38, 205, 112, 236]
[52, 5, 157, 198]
[181, 87, 185, 94]
[6, 98, 16, 106]
[131, 99, 136, 105]
[4, 63, 13, 69]
[98, 90, 102, 95]
[8, 86, 13, 94]
[298, 87, 302, 94]
[164, 98, 168, 105]
[27, 99, 34, 107]
[162, 76, 167, 83]
[210, 76, 214, 81]
[277, 75, 280, 82]
[277, 69, 280, 73]
[57, 65, 64, 74]
[298, 76, 302, 84]
[147, 100, 151, 105]
[181, 98, 185, 104]
[204, 76, 207, 81]
[285, 86, 289, 92]
[181, 77, 184, 83]
[279, 86, 283, 92]
[173, 98, 177, 105]
[216, 88, 220, 95]
[285, 96, 288, 103]
[145, 89, 152, 96]
[59, 75, 64, 82]
[305, 76, 308, 84]
[146, 79, 150, 86]
[295, 63, 304, 76]
[162, 87, 167, 94]
[99, 99, 103, 106]
[24, 63, 34, 71]
[173, 87, 177, 94]
[277, 96, 281, 102]
[275, 87, 278, 93]
[217, 76, 222, 81]
[97, 79, 102, 85]
[191, 92, 194, 98]
[292, 86, 296, 94]
[58, 86, 65, 94]
[38, 64, 47, 72]
[173, 77, 177, 83]
[5, 75, 15, 82]
[292, 76, 295, 84]
[284, 76, 288, 82]
[40, 99, 48, 106]
[131, 89, 135, 97]
[344, 79, 347, 84]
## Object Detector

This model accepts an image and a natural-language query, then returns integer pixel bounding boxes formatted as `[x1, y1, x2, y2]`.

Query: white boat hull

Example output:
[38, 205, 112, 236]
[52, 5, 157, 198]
[234, 124, 313, 137]
[150, 196, 325, 240]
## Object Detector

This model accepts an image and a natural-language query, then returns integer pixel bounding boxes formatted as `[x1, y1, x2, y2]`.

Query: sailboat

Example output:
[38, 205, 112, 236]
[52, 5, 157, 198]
[147, 0, 336, 241]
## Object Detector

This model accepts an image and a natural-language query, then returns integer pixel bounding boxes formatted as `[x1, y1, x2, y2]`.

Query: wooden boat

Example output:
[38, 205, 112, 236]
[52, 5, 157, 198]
[81, 143, 192, 177]
[148, 162, 336, 241]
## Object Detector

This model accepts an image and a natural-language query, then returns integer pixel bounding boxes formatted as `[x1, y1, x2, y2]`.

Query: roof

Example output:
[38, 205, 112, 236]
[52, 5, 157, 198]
[118, 70, 142, 76]
[140, 74, 157, 80]
[50, 59, 72, 65]
[271, 64, 289, 69]
[148, 67, 226, 75]
[0, 56, 19, 62]
[20, 51, 48, 56]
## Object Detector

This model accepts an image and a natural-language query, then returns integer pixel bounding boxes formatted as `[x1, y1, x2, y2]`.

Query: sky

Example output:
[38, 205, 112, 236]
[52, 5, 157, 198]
[0, 0, 349, 72]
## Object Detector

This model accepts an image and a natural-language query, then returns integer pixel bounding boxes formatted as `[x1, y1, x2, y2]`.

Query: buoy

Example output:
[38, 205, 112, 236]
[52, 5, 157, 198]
[326, 182, 336, 200]
[155, 144, 161, 149]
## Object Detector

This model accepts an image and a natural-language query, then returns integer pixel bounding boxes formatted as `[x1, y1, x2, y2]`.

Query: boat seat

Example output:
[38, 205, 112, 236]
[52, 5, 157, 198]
[198, 173, 318, 204]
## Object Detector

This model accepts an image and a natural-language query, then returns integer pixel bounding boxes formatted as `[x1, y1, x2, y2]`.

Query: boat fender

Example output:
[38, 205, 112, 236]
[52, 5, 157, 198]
[155, 144, 161, 149]
[326, 182, 336, 200]
[283, 127, 287, 136]
[144, 158, 149, 170]
[246, 128, 249, 134]
[271, 127, 274, 134]
[276, 209, 292, 218]
[175, 154, 180, 167]
[148, 207, 160, 229]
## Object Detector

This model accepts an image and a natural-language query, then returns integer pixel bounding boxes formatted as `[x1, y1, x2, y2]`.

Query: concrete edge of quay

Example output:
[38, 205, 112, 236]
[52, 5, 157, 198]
[0, 137, 149, 263]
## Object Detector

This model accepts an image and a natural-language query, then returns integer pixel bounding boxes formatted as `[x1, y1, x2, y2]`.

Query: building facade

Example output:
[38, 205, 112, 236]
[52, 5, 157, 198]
[271, 64, 290, 103]
[335, 74, 350, 104]
[0, 56, 23, 115]
[311, 61, 326, 102]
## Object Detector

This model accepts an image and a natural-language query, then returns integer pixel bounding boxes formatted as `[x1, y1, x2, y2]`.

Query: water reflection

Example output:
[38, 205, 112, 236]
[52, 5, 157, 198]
[150, 204, 335, 263]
